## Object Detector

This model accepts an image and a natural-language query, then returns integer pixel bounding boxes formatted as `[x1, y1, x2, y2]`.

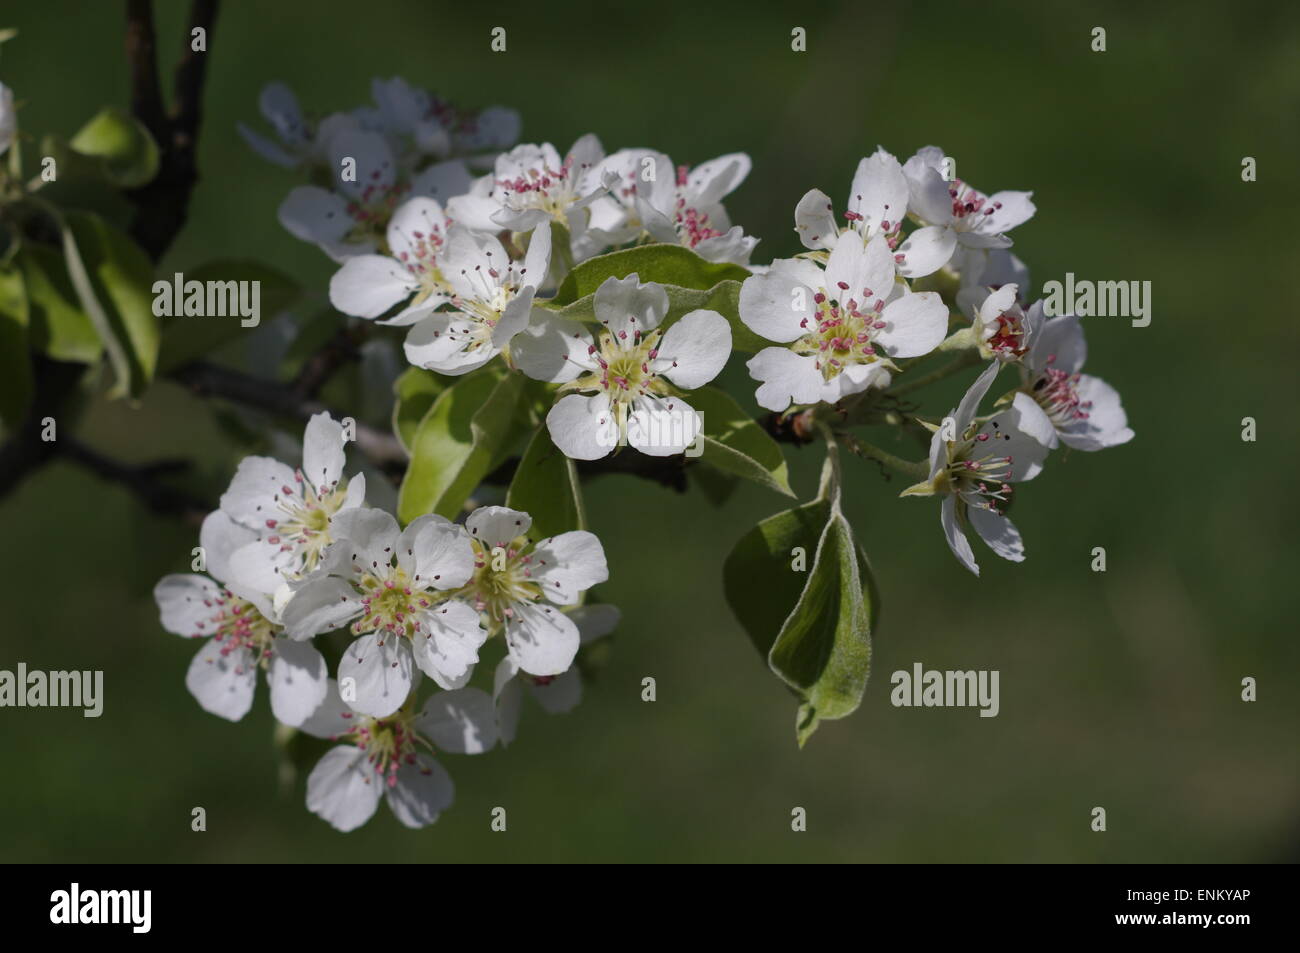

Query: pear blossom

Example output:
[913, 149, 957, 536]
[445, 134, 616, 261]
[281, 508, 483, 716]
[278, 124, 471, 262]
[236, 82, 354, 170]
[951, 245, 1030, 292]
[902, 145, 1035, 251]
[513, 274, 731, 459]
[902, 362, 1050, 575]
[583, 148, 758, 265]
[493, 604, 619, 745]
[0, 81, 15, 156]
[1011, 311, 1134, 451]
[957, 283, 1038, 363]
[739, 235, 948, 411]
[794, 147, 953, 278]
[453, 506, 609, 677]
[400, 222, 552, 375]
[154, 511, 327, 724]
[300, 680, 497, 832]
[362, 76, 520, 166]
[218, 412, 365, 595]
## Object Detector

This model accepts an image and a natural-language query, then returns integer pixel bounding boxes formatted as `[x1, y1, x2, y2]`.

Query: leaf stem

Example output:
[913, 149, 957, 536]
[838, 434, 929, 480]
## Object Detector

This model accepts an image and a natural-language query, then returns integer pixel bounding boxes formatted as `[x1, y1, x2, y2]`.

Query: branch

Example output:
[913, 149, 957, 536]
[60, 437, 212, 527]
[291, 323, 368, 401]
[170, 361, 408, 476]
[125, 0, 221, 260]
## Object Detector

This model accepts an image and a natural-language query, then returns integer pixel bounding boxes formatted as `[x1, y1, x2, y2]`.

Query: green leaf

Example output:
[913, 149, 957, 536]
[61, 211, 160, 398]
[156, 260, 301, 373]
[551, 243, 750, 305]
[691, 386, 794, 497]
[391, 367, 449, 455]
[722, 498, 833, 661]
[0, 263, 33, 428]
[397, 369, 529, 524]
[68, 107, 160, 188]
[17, 244, 102, 363]
[769, 512, 876, 747]
[506, 426, 586, 540]
[723, 492, 880, 747]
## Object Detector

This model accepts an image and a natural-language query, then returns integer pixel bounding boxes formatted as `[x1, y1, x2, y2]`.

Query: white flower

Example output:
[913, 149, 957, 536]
[400, 223, 552, 375]
[493, 604, 619, 746]
[1012, 310, 1134, 452]
[300, 680, 497, 832]
[218, 412, 365, 594]
[513, 274, 731, 459]
[360, 77, 520, 166]
[739, 235, 948, 411]
[950, 245, 1029, 291]
[957, 283, 1037, 363]
[446, 134, 615, 241]
[902, 361, 1050, 575]
[278, 124, 471, 262]
[902, 145, 1035, 250]
[281, 508, 483, 716]
[154, 511, 327, 724]
[0, 82, 16, 156]
[236, 82, 352, 170]
[454, 506, 609, 677]
[794, 148, 954, 278]
[583, 148, 758, 265]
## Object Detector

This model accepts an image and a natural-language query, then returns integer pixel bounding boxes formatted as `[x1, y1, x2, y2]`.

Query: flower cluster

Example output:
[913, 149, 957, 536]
[736, 144, 1132, 574]
[155, 413, 614, 831]
[170, 78, 1137, 823]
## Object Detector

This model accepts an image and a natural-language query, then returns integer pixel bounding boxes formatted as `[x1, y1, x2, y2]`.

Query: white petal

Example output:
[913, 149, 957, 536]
[505, 602, 581, 676]
[530, 669, 583, 714]
[546, 392, 617, 461]
[895, 225, 957, 278]
[219, 456, 297, 530]
[385, 756, 454, 829]
[328, 255, 416, 319]
[298, 679, 358, 740]
[530, 530, 609, 605]
[876, 291, 948, 358]
[154, 574, 222, 638]
[306, 746, 383, 832]
[466, 506, 533, 548]
[400, 515, 475, 588]
[302, 412, 347, 494]
[627, 393, 700, 457]
[330, 507, 402, 571]
[824, 233, 895, 307]
[746, 347, 823, 412]
[1058, 374, 1134, 451]
[967, 505, 1026, 563]
[941, 495, 980, 576]
[339, 634, 414, 718]
[280, 575, 362, 641]
[1011, 391, 1060, 449]
[417, 686, 499, 754]
[593, 273, 669, 339]
[511, 311, 593, 384]
[983, 190, 1036, 234]
[413, 600, 486, 689]
[738, 268, 816, 344]
[953, 361, 1002, 432]
[684, 153, 751, 206]
[654, 309, 731, 389]
[793, 188, 838, 251]
[198, 510, 257, 588]
[278, 186, 351, 246]
[408, 159, 473, 205]
[847, 149, 909, 233]
[268, 638, 328, 726]
[568, 604, 621, 643]
[186, 640, 257, 721]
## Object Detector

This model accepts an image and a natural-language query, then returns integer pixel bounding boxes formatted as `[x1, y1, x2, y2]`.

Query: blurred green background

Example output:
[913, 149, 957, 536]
[1, 0, 1297, 862]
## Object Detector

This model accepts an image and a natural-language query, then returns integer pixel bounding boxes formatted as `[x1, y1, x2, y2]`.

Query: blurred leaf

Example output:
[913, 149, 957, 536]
[769, 513, 875, 747]
[61, 211, 159, 397]
[397, 368, 528, 524]
[31, 136, 135, 226]
[551, 243, 749, 305]
[390, 366, 447, 454]
[156, 260, 301, 373]
[691, 385, 793, 497]
[17, 243, 101, 363]
[0, 263, 33, 427]
[68, 106, 160, 188]
[691, 461, 739, 507]
[506, 425, 585, 539]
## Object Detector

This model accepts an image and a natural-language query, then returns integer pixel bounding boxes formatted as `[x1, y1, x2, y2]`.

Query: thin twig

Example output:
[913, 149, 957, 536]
[60, 437, 212, 526]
